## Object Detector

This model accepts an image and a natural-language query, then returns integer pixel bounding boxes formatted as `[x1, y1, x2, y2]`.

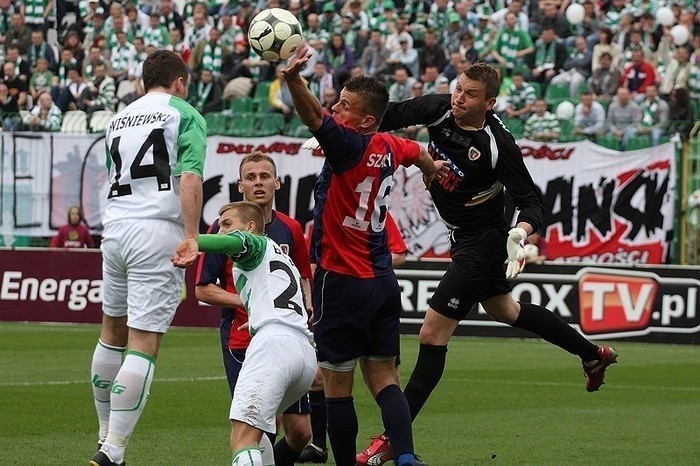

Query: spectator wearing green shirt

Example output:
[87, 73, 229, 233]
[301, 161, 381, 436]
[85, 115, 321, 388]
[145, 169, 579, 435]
[490, 12, 534, 76]
[29, 56, 53, 102]
[524, 99, 560, 142]
[502, 71, 537, 120]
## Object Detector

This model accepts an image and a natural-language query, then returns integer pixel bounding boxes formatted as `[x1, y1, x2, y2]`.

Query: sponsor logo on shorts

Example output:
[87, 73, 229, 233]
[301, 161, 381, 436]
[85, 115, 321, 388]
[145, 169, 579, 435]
[448, 297, 460, 309]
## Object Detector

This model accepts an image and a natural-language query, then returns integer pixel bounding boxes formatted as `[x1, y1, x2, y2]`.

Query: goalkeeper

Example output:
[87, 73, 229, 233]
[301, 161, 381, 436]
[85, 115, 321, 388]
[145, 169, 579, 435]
[175, 201, 316, 466]
[358, 62, 618, 465]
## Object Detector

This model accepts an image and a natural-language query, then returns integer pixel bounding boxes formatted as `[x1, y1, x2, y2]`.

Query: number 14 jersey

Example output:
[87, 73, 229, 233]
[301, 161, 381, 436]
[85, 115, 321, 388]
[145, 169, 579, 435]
[102, 92, 206, 226]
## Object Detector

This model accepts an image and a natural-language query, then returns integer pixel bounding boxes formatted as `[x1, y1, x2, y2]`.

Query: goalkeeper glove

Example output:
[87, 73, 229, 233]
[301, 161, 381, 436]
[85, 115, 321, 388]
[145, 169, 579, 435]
[505, 227, 528, 279]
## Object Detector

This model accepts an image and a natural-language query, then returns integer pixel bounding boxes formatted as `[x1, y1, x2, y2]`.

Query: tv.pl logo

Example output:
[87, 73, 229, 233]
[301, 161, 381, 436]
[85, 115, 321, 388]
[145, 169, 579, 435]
[579, 272, 658, 334]
[577, 269, 698, 335]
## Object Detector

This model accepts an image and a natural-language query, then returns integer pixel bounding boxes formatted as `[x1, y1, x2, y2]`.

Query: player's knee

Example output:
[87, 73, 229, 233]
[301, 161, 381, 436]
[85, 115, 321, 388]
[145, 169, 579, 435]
[418, 323, 449, 346]
[284, 417, 312, 449]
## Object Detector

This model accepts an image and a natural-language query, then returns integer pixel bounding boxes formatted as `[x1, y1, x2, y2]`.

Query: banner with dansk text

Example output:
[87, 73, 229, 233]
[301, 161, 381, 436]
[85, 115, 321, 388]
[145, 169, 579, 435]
[0, 134, 676, 263]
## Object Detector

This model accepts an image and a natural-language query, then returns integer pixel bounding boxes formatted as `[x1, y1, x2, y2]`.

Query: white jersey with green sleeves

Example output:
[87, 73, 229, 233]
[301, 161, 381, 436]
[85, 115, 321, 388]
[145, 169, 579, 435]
[102, 92, 206, 226]
[199, 231, 312, 338]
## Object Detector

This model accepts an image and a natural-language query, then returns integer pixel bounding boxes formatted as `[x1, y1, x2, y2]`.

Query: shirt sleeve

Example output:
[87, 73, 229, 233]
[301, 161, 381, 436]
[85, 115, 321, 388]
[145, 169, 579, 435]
[170, 95, 207, 179]
[198, 231, 267, 271]
[385, 133, 421, 168]
[379, 94, 451, 132]
[312, 114, 368, 174]
[385, 213, 407, 254]
[289, 220, 313, 279]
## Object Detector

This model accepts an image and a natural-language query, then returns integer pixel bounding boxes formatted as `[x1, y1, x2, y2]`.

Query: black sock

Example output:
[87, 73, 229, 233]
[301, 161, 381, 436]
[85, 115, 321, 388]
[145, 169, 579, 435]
[325, 396, 357, 466]
[376, 384, 414, 459]
[273, 437, 302, 466]
[308, 389, 327, 449]
[403, 343, 448, 421]
[513, 301, 599, 362]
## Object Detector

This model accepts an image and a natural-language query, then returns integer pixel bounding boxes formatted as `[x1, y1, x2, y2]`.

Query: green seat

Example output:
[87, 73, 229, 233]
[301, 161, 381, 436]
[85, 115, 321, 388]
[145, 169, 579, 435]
[575, 82, 591, 99]
[230, 96, 254, 113]
[225, 112, 256, 136]
[285, 117, 312, 138]
[626, 135, 650, 151]
[253, 81, 271, 99]
[252, 96, 270, 112]
[255, 113, 286, 136]
[204, 112, 227, 136]
[527, 81, 543, 98]
[596, 134, 621, 150]
[556, 119, 585, 142]
[502, 117, 524, 138]
[544, 83, 570, 110]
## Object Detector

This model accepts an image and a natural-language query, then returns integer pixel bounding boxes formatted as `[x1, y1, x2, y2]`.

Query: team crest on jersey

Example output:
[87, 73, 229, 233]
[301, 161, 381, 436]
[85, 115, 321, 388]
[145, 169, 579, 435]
[468, 147, 481, 161]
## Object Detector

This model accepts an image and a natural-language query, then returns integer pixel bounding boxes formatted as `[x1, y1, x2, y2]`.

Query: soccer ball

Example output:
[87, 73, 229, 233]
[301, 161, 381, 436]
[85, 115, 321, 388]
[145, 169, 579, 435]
[248, 8, 303, 62]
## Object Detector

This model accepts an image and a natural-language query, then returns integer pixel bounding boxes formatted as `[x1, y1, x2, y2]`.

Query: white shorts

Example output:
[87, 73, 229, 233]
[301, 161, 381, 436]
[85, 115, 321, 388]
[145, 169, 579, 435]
[230, 325, 316, 433]
[101, 218, 185, 333]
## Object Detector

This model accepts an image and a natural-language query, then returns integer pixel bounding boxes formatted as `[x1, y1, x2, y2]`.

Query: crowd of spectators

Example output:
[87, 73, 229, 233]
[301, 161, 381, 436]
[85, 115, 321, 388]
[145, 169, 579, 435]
[0, 0, 698, 144]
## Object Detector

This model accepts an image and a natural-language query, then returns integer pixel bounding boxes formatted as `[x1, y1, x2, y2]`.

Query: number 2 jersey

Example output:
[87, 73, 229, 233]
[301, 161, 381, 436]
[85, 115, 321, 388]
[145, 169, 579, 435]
[198, 231, 313, 339]
[379, 94, 543, 233]
[311, 114, 421, 278]
[102, 92, 207, 226]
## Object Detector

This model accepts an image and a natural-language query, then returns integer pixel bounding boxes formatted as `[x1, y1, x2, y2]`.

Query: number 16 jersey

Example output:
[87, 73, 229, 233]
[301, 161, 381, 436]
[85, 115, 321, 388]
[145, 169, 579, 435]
[102, 92, 206, 226]
[311, 115, 421, 278]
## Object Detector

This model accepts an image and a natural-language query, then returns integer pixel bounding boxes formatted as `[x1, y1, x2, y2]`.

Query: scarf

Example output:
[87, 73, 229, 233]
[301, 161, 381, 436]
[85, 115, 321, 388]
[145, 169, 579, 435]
[29, 42, 47, 68]
[58, 59, 77, 87]
[641, 97, 659, 127]
[202, 42, 222, 76]
[688, 63, 700, 101]
[535, 41, 556, 68]
[196, 81, 212, 112]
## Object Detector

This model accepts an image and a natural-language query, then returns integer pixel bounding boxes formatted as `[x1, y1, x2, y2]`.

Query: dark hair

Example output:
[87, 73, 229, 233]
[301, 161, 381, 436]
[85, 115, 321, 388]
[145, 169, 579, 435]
[673, 86, 690, 107]
[218, 201, 265, 234]
[343, 75, 389, 123]
[239, 150, 277, 177]
[463, 62, 500, 99]
[598, 27, 613, 43]
[143, 50, 188, 93]
[600, 52, 613, 60]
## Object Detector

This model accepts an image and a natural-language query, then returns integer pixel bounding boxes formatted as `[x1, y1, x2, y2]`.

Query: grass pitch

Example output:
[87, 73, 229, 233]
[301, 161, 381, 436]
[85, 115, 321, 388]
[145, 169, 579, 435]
[0, 322, 699, 465]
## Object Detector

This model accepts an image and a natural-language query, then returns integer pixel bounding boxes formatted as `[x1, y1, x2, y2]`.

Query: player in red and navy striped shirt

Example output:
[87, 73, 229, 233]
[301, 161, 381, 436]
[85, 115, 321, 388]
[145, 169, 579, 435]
[282, 47, 447, 466]
[195, 152, 313, 466]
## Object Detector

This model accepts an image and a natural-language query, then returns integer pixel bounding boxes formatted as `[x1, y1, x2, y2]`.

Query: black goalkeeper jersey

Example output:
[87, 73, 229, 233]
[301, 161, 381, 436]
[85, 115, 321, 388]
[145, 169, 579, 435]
[379, 94, 544, 233]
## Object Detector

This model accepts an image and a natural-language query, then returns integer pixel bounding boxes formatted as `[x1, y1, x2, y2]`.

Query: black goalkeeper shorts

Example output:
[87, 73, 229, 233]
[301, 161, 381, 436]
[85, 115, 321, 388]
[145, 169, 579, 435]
[429, 228, 512, 321]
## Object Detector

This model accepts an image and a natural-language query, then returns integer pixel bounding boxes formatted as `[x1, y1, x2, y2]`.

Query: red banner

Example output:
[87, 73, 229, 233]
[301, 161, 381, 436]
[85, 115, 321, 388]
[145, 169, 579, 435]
[0, 248, 220, 327]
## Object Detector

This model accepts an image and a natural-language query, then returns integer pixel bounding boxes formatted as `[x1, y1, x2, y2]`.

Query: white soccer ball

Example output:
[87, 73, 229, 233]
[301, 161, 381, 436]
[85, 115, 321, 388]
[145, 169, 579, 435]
[556, 101, 575, 120]
[248, 8, 304, 62]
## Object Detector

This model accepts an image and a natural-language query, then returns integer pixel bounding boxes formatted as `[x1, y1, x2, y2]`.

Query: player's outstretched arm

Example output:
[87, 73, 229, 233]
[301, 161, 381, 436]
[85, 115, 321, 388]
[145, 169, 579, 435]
[197, 234, 246, 255]
[414, 146, 449, 188]
[281, 46, 323, 132]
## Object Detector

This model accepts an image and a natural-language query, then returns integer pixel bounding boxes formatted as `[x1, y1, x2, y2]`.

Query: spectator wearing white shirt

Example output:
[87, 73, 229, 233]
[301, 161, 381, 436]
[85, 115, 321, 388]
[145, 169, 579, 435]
[22, 91, 62, 131]
[109, 30, 137, 83]
[573, 91, 606, 139]
[387, 37, 419, 79]
[491, 0, 529, 33]
[385, 18, 413, 55]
